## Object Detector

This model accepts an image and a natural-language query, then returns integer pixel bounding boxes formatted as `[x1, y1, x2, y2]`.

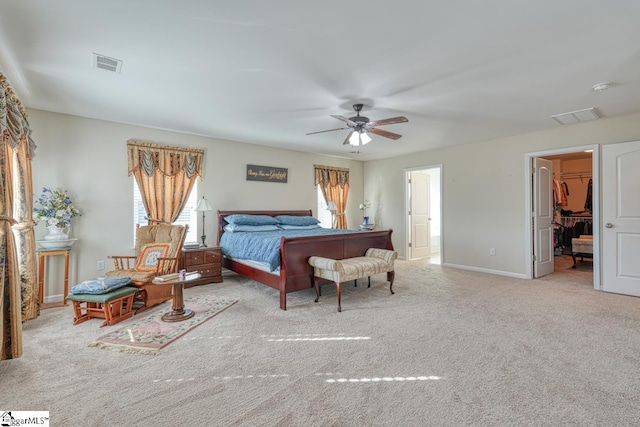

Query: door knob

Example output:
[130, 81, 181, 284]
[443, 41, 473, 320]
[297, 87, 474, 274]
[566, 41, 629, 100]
[605, 223, 614, 228]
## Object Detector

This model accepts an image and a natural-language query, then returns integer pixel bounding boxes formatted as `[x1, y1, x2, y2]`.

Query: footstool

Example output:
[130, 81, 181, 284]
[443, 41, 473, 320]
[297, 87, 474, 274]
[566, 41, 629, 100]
[66, 286, 138, 327]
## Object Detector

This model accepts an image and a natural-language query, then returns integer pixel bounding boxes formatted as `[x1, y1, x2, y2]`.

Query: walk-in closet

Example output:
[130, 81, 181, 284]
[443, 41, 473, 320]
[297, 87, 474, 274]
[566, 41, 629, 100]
[542, 151, 593, 273]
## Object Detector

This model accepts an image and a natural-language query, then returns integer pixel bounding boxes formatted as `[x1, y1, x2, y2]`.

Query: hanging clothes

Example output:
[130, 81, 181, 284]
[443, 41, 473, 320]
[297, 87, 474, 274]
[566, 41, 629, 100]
[584, 178, 593, 211]
[553, 179, 568, 206]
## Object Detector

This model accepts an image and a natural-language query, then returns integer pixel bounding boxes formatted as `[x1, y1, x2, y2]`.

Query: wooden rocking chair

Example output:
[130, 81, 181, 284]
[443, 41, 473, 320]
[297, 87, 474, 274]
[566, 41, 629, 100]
[106, 223, 188, 312]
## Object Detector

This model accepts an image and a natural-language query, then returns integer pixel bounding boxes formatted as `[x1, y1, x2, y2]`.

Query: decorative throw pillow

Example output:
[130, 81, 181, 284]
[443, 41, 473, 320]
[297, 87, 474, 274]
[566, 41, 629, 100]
[135, 243, 171, 272]
[70, 276, 132, 295]
[224, 224, 281, 232]
[275, 215, 320, 226]
[225, 214, 279, 226]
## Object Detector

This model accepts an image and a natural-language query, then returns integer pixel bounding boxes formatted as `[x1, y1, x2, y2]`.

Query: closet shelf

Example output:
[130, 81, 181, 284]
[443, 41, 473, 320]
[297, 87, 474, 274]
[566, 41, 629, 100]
[560, 171, 592, 180]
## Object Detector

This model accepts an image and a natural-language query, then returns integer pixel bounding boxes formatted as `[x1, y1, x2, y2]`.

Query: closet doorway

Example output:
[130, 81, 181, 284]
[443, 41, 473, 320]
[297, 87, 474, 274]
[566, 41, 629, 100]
[404, 165, 442, 263]
[528, 146, 597, 288]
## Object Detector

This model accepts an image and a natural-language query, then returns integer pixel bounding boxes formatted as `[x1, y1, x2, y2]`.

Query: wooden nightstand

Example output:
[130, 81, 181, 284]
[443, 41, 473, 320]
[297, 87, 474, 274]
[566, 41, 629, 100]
[181, 246, 223, 287]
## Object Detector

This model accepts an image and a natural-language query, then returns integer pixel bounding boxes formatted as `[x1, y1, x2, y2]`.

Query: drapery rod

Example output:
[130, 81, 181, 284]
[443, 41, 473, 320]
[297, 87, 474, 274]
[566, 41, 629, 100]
[127, 140, 205, 155]
[313, 164, 349, 172]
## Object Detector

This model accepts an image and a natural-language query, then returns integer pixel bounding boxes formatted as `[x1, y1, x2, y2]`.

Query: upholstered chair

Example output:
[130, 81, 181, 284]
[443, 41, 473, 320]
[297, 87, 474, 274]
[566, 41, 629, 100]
[106, 223, 188, 312]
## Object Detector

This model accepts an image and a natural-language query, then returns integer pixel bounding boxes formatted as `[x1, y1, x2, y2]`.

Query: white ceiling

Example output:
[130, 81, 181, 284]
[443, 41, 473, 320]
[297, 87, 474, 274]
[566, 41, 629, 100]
[1, 0, 639, 161]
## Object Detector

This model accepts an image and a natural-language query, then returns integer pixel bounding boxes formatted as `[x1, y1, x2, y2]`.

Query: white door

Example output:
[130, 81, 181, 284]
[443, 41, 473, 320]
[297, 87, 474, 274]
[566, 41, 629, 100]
[602, 140, 640, 296]
[409, 171, 431, 259]
[533, 157, 554, 278]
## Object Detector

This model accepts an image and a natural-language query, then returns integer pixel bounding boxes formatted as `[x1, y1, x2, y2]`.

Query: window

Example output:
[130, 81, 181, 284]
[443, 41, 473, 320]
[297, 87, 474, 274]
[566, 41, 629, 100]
[316, 185, 333, 228]
[133, 180, 199, 243]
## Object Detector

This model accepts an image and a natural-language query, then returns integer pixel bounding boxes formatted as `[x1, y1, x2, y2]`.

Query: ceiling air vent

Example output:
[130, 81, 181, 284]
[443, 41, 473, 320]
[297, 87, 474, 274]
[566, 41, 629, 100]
[551, 107, 600, 125]
[92, 53, 122, 73]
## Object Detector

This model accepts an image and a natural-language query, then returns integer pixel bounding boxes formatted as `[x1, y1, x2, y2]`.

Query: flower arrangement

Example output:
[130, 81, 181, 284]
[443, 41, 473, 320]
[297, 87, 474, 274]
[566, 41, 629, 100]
[358, 199, 372, 217]
[33, 187, 81, 228]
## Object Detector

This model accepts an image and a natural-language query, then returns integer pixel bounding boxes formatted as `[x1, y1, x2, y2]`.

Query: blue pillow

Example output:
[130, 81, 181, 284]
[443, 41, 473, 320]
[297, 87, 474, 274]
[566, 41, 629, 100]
[275, 215, 320, 226]
[225, 214, 279, 226]
[224, 224, 281, 232]
[279, 224, 321, 230]
[70, 276, 132, 295]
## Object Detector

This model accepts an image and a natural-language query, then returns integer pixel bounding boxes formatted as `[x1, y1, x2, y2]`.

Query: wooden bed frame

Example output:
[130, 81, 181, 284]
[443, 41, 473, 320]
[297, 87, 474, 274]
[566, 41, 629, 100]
[217, 210, 394, 310]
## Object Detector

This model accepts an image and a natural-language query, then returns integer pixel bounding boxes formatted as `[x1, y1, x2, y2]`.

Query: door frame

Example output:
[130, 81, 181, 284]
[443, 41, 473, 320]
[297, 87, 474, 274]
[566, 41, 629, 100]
[524, 145, 600, 289]
[404, 164, 443, 261]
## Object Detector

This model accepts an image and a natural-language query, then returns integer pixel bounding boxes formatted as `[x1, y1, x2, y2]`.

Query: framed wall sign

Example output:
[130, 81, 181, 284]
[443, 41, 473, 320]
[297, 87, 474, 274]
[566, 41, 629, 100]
[246, 164, 288, 183]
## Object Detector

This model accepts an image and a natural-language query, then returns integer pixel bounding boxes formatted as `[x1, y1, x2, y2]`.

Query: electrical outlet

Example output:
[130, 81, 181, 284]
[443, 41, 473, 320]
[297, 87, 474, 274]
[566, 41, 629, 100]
[490, 248, 496, 256]
[97, 260, 105, 270]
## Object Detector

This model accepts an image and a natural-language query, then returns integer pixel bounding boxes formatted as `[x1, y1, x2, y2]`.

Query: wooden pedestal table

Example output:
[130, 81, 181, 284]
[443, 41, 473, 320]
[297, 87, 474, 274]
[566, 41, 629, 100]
[152, 272, 202, 322]
[37, 248, 72, 307]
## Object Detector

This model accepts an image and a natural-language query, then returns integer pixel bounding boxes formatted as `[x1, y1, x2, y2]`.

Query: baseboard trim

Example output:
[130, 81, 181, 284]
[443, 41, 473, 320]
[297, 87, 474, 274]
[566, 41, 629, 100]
[44, 294, 65, 304]
[443, 263, 529, 279]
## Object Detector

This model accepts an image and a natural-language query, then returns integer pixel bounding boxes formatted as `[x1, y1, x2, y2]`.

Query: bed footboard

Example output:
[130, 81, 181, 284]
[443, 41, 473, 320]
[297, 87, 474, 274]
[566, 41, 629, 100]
[278, 229, 394, 310]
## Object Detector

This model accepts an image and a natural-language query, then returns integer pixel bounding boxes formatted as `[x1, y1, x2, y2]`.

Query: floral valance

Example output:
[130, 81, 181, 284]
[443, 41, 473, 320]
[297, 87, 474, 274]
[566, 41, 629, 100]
[0, 71, 36, 158]
[127, 140, 204, 179]
[314, 164, 349, 188]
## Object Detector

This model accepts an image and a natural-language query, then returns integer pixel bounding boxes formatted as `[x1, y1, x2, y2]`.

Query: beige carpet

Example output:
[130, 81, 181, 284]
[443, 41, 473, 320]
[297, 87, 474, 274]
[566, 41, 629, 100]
[2, 258, 640, 426]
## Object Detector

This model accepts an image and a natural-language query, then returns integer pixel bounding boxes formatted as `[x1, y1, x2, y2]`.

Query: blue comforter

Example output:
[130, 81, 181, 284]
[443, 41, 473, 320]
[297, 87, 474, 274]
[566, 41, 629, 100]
[220, 228, 357, 272]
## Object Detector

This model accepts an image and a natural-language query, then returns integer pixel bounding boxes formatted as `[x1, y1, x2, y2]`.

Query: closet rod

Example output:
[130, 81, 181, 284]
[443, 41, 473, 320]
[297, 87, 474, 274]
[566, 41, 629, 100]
[560, 171, 591, 177]
[562, 175, 592, 180]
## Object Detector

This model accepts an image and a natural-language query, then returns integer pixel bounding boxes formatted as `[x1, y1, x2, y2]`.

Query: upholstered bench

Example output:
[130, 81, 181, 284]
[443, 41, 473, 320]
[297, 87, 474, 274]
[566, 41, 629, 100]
[571, 235, 593, 269]
[308, 248, 397, 312]
[66, 286, 138, 327]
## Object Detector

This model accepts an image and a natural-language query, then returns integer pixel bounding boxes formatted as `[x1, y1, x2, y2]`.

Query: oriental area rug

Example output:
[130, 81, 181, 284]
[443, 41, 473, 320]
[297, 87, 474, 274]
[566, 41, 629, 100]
[89, 295, 237, 355]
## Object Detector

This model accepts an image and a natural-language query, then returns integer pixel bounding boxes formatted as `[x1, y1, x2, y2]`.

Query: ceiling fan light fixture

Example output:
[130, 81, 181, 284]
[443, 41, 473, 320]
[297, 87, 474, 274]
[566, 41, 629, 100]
[360, 132, 371, 145]
[349, 132, 360, 146]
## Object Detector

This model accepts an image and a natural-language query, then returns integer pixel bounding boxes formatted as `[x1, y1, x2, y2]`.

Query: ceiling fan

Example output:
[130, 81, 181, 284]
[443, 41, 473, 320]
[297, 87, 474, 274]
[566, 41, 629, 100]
[306, 103, 408, 146]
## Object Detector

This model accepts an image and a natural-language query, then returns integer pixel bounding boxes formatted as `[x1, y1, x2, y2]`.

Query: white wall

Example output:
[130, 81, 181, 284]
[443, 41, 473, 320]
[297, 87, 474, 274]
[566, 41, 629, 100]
[29, 109, 365, 302]
[365, 112, 640, 277]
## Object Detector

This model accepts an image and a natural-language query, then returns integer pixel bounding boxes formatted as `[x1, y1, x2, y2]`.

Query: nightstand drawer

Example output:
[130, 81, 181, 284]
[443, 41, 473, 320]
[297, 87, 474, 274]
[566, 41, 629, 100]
[184, 252, 206, 266]
[203, 250, 221, 264]
[189, 262, 218, 276]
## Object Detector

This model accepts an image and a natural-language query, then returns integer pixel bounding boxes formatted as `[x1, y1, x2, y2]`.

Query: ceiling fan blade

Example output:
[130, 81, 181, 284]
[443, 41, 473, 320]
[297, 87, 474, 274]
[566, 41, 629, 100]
[331, 115, 357, 127]
[368, 116, 408, 127]
[306, 127, 349, 135]
[369, 127, 403, 140]
[343, 131, 355, 145]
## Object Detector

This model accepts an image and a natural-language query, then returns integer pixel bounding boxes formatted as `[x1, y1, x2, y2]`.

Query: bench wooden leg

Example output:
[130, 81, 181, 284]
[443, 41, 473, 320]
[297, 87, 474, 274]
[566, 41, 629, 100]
[314, 276, 320, 303]
[336, 282, 342, 312]
[388, 271, 395, 294]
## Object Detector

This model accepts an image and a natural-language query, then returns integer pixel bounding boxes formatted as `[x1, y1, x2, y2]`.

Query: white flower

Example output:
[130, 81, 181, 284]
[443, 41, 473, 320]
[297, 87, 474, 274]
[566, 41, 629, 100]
[359, 200, 372, 211]
[359, 200, 372, 217]
[33, 187, 81, 228]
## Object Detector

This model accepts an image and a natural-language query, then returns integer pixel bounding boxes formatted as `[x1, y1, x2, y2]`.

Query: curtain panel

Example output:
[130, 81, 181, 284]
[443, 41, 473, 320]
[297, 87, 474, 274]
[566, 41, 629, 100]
[127, 140, 204, 224]
[314, 165, 350, 229]
[1, 70, 38, 362]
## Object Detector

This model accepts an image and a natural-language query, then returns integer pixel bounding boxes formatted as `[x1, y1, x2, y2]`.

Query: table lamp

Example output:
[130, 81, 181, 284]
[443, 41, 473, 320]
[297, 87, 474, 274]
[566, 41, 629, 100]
[194, 196, 213, 246]
[326, 201, 337, 228]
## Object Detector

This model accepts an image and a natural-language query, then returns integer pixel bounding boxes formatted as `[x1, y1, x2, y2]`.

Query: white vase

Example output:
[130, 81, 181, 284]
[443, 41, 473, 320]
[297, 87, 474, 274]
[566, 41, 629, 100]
[44, 225, 69, 241]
